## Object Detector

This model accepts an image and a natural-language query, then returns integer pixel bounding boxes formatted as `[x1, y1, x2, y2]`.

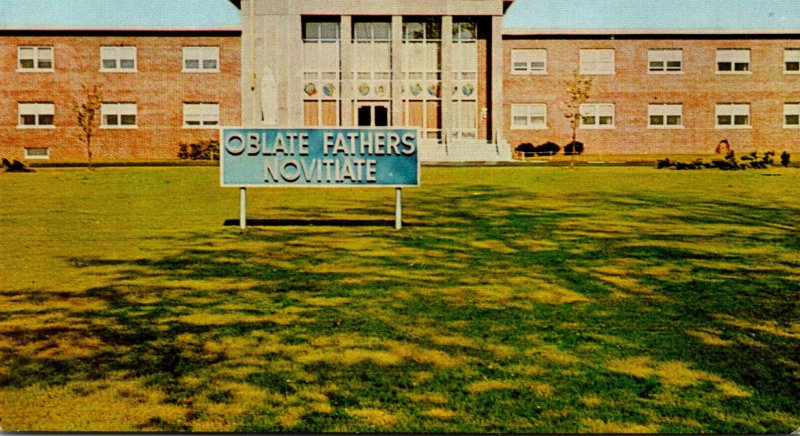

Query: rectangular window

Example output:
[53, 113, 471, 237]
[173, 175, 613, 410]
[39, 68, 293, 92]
[648, 49, 683, 73]
[580, 49, 614, 75]
[511, 104, 547, 129]
[716, 103, 750, 128]
[511, 49, 547, 74]
[580, 103, 615, 128]
[183, 103, 219, 127]
[784, 103, 800, 127]
[24, 148, 50, 159]
[101, 103, 137, 128]
[785, 49, 800, 73]
[717, 49, 750, 73]
[183, 46, 219, 72]
[648, 104, 683, 127]
[100, 46, 136, 71]
[18, 46, 54, 71]
[18, 103, 55, 128]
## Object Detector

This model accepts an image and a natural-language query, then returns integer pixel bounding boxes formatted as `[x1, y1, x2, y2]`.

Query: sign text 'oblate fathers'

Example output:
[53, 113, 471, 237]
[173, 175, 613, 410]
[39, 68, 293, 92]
[220, 128, 419, 187]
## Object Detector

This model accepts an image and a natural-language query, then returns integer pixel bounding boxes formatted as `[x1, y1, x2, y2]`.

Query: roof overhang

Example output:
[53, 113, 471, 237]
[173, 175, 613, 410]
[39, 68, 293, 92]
[503, 27, 800, 37]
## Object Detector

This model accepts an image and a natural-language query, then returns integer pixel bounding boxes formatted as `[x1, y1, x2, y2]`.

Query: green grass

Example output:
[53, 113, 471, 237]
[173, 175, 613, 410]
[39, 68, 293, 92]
[0, 166, 798, 432]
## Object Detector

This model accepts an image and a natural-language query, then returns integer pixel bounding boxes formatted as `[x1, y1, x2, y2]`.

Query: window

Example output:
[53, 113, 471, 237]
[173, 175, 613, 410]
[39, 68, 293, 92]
[580, 103, 615, 128]
[511, 104, 547, 129]
[648, 104, 683, 127]
[580, 49, 614, 75]
[18, 103, 55, 128]
[100, 46, 136, 71]
[784, 103, 800, 127]
[648, 49, 682, 73]
[24, 148, 50, 159]
[785, 49, 800, 73]
[717, 49, 750, 73]
[101, 103, 137, 128]
[183, 103, 219, 128]
[511, 49, 547, 74]
[716, 103, 750, 128]
[183, 46, 219, 72]
[18, 46, 53, 71]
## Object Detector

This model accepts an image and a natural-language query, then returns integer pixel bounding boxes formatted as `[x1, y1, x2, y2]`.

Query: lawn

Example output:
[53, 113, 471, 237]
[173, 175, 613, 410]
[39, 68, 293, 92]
[0, 165, 798, 432]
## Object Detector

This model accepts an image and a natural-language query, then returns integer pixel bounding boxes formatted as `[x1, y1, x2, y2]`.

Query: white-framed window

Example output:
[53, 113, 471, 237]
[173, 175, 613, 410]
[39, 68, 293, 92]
[784, 103, 800, 128]
[24, 148, 50, 159]
[715, 103, 750, 128]
[580, 49, 614, 75]
[183, 103, 219, 128]
[100, 46, 136, 71]
[18, 102, 55, 128]
[716, 49, 750, 73]
[18, 46, 54, 71]
[648, 49, 683, 73]
[511, 49, 546, 74]
[580, 103, 615, 128]
[183, 46, 219, 72]
[648, 104, 683, 128]
[511, 104, 547, 129]
[785, 49, 800, 73]
[101, 103, 137, 128]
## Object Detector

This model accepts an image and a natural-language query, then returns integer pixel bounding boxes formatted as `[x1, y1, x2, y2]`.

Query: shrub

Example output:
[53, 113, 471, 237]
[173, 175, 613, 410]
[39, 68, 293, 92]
[564, 141, 584, 156]
[534, 141, 561, 156]
[2, 158, 35, 173]
[515, 143, 536, 154]
[781, 151, 791, 167]
[658, 150, 786, 171]
[178, 139, 220, 161]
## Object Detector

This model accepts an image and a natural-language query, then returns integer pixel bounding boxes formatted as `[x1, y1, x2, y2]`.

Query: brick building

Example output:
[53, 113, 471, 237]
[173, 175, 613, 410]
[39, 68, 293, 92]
[503, 31, 800, 155]
[2, 0, 800, 161]
[0, 1, 241, 161]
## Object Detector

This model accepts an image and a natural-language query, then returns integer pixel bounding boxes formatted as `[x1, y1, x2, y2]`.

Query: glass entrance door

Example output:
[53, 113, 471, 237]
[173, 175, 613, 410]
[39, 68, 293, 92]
[357, 103, 389, 127]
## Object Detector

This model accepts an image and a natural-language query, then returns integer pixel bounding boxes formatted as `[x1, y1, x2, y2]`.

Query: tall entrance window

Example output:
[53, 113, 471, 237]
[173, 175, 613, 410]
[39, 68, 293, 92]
[451, 20, 478, 139]
[352, 20, 392, 123]
[303, 19, 341, 126]
[402, 18, 441, 140]
[357, 103, 390, 127]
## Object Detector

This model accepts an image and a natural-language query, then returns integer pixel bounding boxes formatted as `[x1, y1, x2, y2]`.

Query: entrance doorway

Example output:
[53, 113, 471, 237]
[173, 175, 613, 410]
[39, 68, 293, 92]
[356, 103, 390, 127]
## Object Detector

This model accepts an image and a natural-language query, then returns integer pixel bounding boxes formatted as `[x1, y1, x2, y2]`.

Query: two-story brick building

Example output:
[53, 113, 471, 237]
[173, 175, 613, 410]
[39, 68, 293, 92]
[2, 0, 800, 162]
[0, 0, 241, 161]
[502, 0, 800, 155]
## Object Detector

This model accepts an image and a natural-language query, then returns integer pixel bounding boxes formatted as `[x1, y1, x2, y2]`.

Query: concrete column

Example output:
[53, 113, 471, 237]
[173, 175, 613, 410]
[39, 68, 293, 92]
[490, 15, 504, 144]
[391, 15, 403, 127]
[286, 15, 304, 126]
[441, 16, 453, 143]
[340, 16, 353, 127]
[241, 0, 257, 126]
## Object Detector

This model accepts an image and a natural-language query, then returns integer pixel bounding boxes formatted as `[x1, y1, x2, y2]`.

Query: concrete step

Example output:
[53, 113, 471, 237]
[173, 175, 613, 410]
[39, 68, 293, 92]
[419, 141, 513, 163]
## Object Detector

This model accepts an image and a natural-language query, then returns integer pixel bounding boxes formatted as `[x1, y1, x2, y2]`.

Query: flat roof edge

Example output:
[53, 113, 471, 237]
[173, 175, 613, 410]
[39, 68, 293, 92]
[0, 25, 241, 33]
[502, 27, 800, 36]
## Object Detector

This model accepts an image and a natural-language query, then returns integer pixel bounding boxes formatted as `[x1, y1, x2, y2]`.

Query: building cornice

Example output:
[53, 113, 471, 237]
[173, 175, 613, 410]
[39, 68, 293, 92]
[502, 27, 800, 37]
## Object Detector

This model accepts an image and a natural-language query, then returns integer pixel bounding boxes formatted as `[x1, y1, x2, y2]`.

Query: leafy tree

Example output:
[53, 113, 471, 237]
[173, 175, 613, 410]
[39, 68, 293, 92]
[562, 71, 592, 165]
[73, 85, 103, 169]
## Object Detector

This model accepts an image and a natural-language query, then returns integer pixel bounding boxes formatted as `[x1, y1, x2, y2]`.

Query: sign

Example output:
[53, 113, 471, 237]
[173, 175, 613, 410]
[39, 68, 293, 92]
[220, 128, 419, 187]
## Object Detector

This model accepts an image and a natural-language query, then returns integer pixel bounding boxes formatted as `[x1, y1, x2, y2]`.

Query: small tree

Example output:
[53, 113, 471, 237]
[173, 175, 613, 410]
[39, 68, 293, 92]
[73, 85, 103, 169]
[562, 71, 592, 165]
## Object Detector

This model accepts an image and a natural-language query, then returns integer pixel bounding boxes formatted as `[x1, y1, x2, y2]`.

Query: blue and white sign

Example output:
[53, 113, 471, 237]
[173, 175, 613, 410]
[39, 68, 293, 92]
[220, 128, 420, 187]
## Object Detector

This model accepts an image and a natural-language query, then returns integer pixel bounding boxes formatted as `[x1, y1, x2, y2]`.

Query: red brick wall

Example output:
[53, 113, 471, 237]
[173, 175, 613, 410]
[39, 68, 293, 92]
[503, 36, 800, 155]
[0, 32, 241, 161]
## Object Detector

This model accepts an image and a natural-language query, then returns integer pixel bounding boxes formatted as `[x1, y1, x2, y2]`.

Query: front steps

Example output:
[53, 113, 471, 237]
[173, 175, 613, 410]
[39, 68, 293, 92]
[419, 140, 513, 163]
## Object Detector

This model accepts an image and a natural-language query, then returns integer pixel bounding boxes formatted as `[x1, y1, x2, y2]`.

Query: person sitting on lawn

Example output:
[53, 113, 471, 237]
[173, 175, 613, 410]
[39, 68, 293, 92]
[715, 139, 731, 154]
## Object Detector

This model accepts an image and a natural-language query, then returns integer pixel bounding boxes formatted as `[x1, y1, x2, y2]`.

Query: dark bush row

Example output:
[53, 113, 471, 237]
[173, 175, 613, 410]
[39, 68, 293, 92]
[1, 158, 34, 172]
[658, 151, 790, 170]
[515, 141, 584, 157]
[178, 140, 220, 161]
